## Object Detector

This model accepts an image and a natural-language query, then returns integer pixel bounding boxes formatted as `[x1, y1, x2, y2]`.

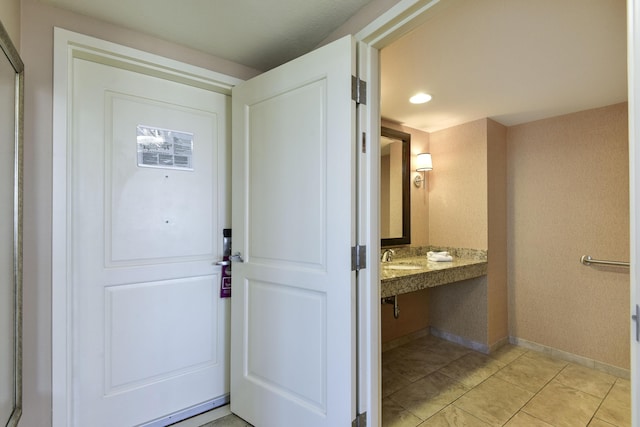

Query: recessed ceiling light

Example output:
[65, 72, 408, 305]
[409, 93, 432, 104]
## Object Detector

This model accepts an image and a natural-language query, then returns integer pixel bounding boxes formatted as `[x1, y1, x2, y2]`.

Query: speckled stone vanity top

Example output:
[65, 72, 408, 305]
[380, 247, 488, 298]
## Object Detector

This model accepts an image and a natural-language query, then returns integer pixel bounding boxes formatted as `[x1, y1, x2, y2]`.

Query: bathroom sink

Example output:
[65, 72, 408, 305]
[382, 264, 422, 271]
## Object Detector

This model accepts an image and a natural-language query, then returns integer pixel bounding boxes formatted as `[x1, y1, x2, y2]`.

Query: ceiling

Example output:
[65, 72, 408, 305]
[381, 0, 628, 132]
[38, 0, 373, 72]
[39, 0, 628, 133]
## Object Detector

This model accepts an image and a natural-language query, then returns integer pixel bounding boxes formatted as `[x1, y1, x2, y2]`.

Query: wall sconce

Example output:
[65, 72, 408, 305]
[414, 153, 432, 188]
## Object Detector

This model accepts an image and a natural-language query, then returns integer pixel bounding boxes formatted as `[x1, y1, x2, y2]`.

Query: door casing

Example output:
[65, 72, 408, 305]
[626, 0, 639, 422]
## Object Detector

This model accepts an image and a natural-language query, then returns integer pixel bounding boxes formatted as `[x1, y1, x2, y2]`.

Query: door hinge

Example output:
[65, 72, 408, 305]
[351, 245, 367, 272]
[352, 411, 367, 427]
[632, 304, 639, 342]
[351, 76, 367, 105]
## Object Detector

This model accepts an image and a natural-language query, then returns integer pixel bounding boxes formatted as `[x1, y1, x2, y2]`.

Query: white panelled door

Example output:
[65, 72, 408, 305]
[230, 35, 358, 426]
[70, 57, 230, 426]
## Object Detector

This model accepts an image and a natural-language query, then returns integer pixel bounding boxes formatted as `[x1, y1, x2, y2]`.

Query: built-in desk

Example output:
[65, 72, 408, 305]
[380, 252, 487, 298]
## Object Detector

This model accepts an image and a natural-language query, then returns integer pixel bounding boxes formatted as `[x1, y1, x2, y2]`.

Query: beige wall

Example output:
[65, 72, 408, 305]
[429, 119, 488, 249]
[384, 106, 628, 365]
[487, 119, 508, 345]
[427, 118, 507, 349]
[19, 0, 259, 424]
[0, 0, 19, 48]
[508, 103, 629, 369]
[429, 277, 488, 345]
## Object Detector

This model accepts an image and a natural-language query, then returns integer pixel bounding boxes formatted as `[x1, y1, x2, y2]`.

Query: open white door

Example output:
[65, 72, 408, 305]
[629, 0, 640, 423]
[230, 35, 358, 426]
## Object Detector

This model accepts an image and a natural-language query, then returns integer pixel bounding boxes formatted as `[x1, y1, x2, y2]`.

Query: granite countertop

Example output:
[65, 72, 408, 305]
[380, 248, 488, 298]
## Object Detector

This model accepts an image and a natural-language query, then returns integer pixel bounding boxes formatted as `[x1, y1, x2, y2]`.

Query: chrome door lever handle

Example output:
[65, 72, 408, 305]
[229, 252, 244, 263]
[215, 260, 230, 266]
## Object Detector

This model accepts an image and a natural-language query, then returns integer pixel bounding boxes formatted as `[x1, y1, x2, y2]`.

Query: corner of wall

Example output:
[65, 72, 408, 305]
[486, 119, 508, 345]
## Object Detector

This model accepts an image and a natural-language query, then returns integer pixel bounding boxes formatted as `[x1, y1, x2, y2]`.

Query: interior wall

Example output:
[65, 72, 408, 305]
[429, 118, 488, 249]
[508, 102, 629, 369]
[429, 276, 488, 346]
[19, 0, 258, 424]
[0, 0, 20, 48]
[487, 119, 508, 346]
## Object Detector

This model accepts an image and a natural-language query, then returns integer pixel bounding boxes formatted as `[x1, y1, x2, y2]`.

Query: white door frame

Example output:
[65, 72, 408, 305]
[627, 0, 639, 422]
[51, 28, 242, 427]
[352, 1, 455, 424]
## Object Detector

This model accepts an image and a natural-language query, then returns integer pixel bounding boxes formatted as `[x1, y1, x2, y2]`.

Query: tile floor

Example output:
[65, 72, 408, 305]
[382, 335, 631, 426]
[196, 335, 631, 427]
[197, 415, 252, 427]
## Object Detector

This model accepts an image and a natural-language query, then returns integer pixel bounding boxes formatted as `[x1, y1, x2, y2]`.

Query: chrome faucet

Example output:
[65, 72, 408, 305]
[381, 249, 395, 263]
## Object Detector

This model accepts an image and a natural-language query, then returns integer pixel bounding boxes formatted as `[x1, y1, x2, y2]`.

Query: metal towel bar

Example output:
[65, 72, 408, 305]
[580, 255, 629, 268]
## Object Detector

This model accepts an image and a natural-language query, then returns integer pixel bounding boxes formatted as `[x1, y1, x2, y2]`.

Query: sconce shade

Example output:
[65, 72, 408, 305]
[416, 153, 433, 171]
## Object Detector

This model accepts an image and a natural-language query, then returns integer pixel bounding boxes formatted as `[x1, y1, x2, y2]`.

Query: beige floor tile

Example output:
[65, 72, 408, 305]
[383, 363, 413, 397]
[453, 376, 534, 425]
[555, 363, 616, 399]
[389, 371, 469, 420]
[488, 344, 526, 365]
[418, 405, 490, 426]
[402, 334, 446, 351]
[503, 411, 553, 426]
[383, 345, 412, 364]
[425, 339, 471, 362]
[385, 347, 456, 382]
[383, 398, 424, 427]
[588, 418, 617, 427]
[438, 352, 505, 388]
[594, 378, 631, 427]
[201, 414, 253, 427]
[522, 379, 602, 426]
[493, 350, 567, 393]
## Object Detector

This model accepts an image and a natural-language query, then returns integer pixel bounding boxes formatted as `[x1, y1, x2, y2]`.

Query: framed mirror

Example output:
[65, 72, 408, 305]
[380, 127, 410, 247]
[0, 18, 23, 427]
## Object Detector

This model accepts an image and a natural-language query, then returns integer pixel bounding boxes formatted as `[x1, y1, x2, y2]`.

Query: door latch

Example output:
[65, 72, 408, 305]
[229, 252, 244, 263]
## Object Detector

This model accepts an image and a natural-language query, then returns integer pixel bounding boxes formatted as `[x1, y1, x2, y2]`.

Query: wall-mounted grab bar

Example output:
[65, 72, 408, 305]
[580, 255, 629, 268]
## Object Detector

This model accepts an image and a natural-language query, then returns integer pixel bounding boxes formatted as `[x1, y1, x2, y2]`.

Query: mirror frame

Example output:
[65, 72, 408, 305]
[381, 126, 411, 247]
[0, 18, 23, 427]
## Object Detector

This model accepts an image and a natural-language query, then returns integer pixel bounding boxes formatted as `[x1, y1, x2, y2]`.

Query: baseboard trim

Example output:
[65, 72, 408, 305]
[430, 327, 490, 354]
[509, 336, 630, 379]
